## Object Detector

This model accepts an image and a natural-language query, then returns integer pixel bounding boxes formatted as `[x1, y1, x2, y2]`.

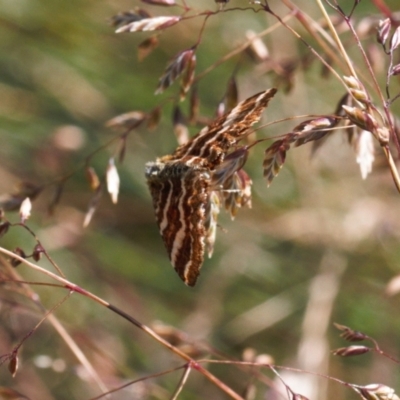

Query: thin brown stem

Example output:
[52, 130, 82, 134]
[170, 363, 192, 400]
[89, 365, 186, 400]
[382, 146, 400, 193]
[315, 0, 356, 77]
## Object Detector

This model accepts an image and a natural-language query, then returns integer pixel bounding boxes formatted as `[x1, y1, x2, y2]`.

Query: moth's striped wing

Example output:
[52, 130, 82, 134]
[146, 89, 277, 286]
[166, 88, 277, 167]
[145, 161, 210, 286]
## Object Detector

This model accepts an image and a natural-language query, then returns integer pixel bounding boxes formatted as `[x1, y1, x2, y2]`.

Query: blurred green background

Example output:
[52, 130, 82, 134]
[1, 1, 400, 399]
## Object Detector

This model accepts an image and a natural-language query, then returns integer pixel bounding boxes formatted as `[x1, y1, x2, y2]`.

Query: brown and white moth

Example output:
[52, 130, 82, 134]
[145, 89, 277, 286]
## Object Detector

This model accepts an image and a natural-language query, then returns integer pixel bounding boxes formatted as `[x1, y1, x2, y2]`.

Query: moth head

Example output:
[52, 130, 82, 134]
[145, 161, 164, 180]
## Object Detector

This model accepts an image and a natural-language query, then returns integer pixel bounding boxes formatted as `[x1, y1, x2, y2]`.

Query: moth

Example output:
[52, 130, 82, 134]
[145, 88, 277, 286]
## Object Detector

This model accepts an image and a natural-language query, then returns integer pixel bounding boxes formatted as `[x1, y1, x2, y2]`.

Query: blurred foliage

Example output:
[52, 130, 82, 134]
[1, 1, 400, 399]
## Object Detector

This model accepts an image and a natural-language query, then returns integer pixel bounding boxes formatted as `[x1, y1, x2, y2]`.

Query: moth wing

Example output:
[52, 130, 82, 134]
[171, 88, 277, 163]
[146, 162, 209, 286]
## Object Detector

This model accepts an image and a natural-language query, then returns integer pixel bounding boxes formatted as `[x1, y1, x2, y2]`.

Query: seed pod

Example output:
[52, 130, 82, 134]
[33, 244, 45, 262]
[106, 158, 120, 204]
[147, 106, 162, 131]
[354, 130, 375, 180]
[377, 127, 389, 145]
[263, 139, 291, 187]
[343, 76, 369, 106]
[356, 384, 400, 400]
[333, 345, 370, 357]
[377, 18, 391, 46]
[8, 354, 18, 377]
[391, 63, 400, 76]
[156, 48, 196, 95]
[138, 35, 159, 61]
[83, 185, 103, 228]
[115, 16, 181, 33]
[334, 323, 368, 341]
[110, 10, 151, 28]
[19, 198, 31, 223]
[106, 111, 147, 130]
[343, 75, 362, 90]
[11, 247, 26, 267]
[86, 167, 101, 191]
[141, 0, 176, 5]
[390, 26, 400, 52]
[293, 116, 338, 147]
[342, 105, 378, 133]
[0, 222, 10, 238]
[245, 30, 269, 62]
[172, 105, 189, 145]
[180, 52, 196, 100]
